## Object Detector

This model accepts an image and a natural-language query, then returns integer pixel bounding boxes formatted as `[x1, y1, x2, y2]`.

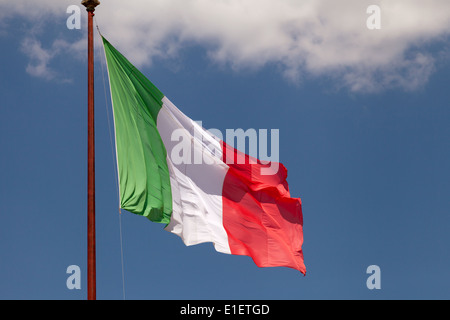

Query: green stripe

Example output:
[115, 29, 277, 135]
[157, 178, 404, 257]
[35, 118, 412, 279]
[103, 37, 172, 224]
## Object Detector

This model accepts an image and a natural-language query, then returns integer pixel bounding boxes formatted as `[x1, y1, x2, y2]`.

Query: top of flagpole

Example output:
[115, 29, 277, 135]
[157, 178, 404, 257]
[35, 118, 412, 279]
[82, 0, 100, 12]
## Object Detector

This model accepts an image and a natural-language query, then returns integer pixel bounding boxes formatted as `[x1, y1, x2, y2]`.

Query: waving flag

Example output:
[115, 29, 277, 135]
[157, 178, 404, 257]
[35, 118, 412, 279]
[103, 37, 305, 274]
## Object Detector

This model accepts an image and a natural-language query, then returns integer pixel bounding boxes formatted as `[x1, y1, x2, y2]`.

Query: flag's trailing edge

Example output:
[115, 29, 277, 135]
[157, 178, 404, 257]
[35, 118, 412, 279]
[102, 37, 306, 275]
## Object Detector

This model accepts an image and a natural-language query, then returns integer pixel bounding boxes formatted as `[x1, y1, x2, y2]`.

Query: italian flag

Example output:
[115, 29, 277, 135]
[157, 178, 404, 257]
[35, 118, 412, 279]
[103, 37, 306, 274]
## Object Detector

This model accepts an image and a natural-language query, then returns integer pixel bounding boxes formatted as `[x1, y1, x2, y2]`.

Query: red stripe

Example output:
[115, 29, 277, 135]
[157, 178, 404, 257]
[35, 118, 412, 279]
[221, 142, 306, 274]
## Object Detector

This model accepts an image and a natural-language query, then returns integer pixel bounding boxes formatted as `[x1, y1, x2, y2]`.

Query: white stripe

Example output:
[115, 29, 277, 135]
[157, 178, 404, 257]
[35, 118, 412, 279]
[156, 97, 231, 254]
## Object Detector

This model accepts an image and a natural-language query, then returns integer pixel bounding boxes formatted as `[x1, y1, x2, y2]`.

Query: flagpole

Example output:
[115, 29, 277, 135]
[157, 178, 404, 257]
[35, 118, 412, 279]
[82, 0, 100, 301]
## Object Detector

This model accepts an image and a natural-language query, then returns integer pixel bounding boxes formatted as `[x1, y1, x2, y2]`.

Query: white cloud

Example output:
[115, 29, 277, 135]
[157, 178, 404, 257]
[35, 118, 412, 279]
[20, 37, 56, 80]
[3, 0, 450, 92]
[20, 36, 84, 82]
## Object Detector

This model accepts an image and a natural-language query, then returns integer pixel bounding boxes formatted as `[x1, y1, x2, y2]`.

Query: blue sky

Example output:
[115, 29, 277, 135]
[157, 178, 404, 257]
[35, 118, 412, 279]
[1, 1, 450, 300]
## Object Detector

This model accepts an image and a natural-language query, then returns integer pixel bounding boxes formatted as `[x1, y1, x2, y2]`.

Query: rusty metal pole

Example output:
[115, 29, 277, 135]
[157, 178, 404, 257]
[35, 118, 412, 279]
[81, 0, 100, 301]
